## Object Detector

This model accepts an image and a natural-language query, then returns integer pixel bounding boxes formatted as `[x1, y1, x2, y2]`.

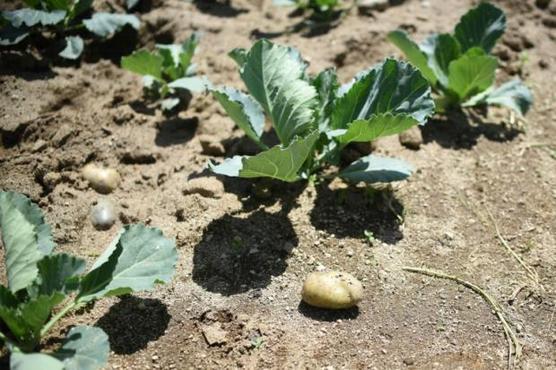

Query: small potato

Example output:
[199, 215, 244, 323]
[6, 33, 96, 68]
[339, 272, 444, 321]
[82, 164, 121, 194]
[301, 271, 363, 309]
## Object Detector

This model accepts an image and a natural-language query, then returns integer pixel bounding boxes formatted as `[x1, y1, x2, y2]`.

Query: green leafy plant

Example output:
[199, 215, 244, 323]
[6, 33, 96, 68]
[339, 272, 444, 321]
[0, 0, 139, 60]
[273, 0, 348, 23]
[388, 2, 532, 116]
[121, 33, 209, 112]
[208, 39, 434, 185]
[0, 191, 178, 370]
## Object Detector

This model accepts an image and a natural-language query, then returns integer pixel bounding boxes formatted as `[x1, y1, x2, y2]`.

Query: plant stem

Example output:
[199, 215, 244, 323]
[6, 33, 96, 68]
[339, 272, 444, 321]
[40, 301, 79, 337]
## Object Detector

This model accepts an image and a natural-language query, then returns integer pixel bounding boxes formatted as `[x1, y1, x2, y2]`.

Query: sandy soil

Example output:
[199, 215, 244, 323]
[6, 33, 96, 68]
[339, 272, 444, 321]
[1, 0, 555, 368]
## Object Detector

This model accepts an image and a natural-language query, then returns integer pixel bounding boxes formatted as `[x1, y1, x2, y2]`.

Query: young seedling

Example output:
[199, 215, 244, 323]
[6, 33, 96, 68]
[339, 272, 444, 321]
[121, 33, 210, 112]
[0, 191, 177, 370]
[273, 0, 350, 25]
[208, 39, 434, 185]
[0, 0, 140, 60]
[388, 3, 532, 116]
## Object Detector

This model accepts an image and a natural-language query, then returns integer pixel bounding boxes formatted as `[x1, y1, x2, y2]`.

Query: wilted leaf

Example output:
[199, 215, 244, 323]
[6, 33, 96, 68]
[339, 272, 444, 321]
[464, 79, 533, 117]
[212, 86, 266, 146]
[54, 326, 109, 370]
[0, 24, 29, 46]
[339, 155, 413, 184]
[58, 36, 84, 60]
[454, 2, 506, 53]
[209, 131, 319, 181]
[83, 13, 139, 38]
[240, 39, 317, 146]
[0, 191, 55, 293]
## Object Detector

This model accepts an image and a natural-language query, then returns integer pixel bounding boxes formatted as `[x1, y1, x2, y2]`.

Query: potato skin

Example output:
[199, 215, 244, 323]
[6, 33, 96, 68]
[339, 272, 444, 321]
[301, 271, 363, 309]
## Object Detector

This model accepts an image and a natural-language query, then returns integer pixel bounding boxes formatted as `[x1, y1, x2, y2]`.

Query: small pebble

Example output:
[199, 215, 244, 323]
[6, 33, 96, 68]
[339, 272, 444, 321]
[90, 199, 117, 230]
[301, 270, 363, 309]
[183, 177, 224, 198]
[399, 126, 423, 150]
[82, 164, 121, 194]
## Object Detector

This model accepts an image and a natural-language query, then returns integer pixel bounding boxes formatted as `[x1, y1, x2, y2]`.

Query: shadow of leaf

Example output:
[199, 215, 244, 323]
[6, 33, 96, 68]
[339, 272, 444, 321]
[95, 296, 170, 355]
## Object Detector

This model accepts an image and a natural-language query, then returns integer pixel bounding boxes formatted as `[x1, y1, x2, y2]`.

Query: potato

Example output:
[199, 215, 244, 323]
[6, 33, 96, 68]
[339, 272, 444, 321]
[301, 271, 363, 309]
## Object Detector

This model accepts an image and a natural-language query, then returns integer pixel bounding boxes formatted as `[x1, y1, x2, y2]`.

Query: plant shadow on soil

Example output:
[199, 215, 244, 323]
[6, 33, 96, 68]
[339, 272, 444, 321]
[192, 0, 248, 17]
[297, 301, 360, 321]
[154, 116, 198, 147]
[421, 110, 521, 150]
[192, 180, 306, 296]
[95, 296, 171, 354]
[310, 182, 404, 244]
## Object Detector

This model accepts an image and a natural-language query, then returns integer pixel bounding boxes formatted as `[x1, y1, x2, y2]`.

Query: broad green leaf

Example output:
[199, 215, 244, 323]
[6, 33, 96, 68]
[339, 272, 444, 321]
[311, 68, 339, 132]
[239, 39, 317, 146]
[0, 192, 55, 293]
[420, 33, 461, 87]
[77, 224, 177, 303]
[212, 87, 266, 146]
[0, 24, 29, 46]
[463, 79, 533, 117]
[10, 352, 64, 370]
[121, 50, 164, 80]
[330, 58, 434, 130]
[387, 30, 437, 86]
[54, 326, 109, 370]
[2, 9, 66, 27]
[339, 155, 414, 184]
[18, 295, 57, 337]
[447, 49, 497, 101]
[32, 253, 86, 297]
[454, 2, 506, 53]
[209, 131, 319, 182]
[59, 36, 84, 60]
[83, 13, 140, 38]
[337, 113, 419, 145]
[168, 76, 211, 93]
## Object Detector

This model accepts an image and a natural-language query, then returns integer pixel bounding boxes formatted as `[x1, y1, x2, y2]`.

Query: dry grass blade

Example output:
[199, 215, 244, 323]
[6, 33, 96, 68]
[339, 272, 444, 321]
[402, 266, 522, 369]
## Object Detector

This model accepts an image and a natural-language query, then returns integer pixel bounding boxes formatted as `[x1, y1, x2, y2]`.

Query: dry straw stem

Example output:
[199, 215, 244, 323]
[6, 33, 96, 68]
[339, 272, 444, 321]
[483, 205, 544, 292]
[402, 266, 522, 369]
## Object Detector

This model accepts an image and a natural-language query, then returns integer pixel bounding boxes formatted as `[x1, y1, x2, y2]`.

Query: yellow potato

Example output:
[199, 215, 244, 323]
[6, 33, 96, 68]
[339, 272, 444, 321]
[301, 271, 363, 309]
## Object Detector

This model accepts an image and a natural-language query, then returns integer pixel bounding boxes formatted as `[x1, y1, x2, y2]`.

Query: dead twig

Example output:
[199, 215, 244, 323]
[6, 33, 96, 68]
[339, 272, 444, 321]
[403, 266, 522, 369]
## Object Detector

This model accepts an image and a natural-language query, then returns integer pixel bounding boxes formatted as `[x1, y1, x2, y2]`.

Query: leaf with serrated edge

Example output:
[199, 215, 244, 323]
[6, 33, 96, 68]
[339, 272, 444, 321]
[339, 155, 413, 184]
[337, 113, 419, 146]
[54, 326, 109, 370]
[311, 68, 339, 132]
[0, 191, 55, 293]
[212, 87, 266, 146]
[32, 253, 86, 297]
[330, 58, 434, 130]
[2, 9, 66, 28]
[454, 2, 506, 53]
[240, 39, 317, 146]
[76, 225, 177, 303]
[209, 131, 319, 182]
[387, 30, 437, 86]
[83, 13, 139, 38]
[10, 352, 64, 370]
[447, 49, 497, 101]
